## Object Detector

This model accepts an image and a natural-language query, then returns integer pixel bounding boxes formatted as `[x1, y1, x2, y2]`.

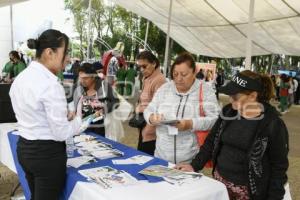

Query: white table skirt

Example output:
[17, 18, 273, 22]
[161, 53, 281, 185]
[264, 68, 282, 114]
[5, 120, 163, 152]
[0, 124, 291, 200]
[69, 177, 229, 200]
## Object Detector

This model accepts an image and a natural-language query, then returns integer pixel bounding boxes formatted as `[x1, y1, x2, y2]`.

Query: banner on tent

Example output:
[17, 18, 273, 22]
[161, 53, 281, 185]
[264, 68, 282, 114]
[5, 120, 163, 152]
[196, 63, 217, 81]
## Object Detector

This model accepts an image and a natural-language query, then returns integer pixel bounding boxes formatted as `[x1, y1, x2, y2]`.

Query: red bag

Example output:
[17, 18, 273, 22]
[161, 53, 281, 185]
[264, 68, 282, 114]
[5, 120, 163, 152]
[280, 88, 288, 97]
[195, 82, 213, 168]
[101, 51, 113, 75]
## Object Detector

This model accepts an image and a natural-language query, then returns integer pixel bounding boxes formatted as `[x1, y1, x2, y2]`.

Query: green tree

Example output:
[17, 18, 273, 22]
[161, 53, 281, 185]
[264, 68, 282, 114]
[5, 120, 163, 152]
[65, 0, 88, 60]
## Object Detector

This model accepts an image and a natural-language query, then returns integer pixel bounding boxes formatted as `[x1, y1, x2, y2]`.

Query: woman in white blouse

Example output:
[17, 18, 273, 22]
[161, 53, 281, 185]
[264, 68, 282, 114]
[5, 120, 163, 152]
[9, 29, 82, 200]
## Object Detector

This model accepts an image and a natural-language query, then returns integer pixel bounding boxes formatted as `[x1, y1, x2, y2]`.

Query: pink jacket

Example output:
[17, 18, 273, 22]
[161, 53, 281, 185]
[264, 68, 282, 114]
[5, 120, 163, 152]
[136, 68, 166, 142]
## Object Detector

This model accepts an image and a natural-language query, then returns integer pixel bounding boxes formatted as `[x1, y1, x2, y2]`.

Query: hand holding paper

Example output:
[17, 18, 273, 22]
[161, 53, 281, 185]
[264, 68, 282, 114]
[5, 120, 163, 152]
[79, 114, 95, 133]
[149, 113, 164, 125]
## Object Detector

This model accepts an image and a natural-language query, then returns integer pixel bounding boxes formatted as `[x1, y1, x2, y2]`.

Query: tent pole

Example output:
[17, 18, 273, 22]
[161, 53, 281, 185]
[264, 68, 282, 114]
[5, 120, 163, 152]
[163, 0, 173, 76]
[87, 0, 92, 60]
[144, 20, 150, 50]
[10, 4, 14, 50]
[245, 0, 255, 70]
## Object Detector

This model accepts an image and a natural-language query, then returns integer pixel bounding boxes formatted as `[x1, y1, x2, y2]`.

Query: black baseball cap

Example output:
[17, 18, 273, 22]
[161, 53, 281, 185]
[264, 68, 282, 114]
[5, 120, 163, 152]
[79, 62, 96, 74]
[93, 61, 103, 71]
[219, 72, 262, 95]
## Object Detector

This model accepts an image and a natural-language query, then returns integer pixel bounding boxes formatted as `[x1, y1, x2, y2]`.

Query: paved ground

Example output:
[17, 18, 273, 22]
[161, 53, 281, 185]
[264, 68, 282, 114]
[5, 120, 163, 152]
[0, 95, 299, 200]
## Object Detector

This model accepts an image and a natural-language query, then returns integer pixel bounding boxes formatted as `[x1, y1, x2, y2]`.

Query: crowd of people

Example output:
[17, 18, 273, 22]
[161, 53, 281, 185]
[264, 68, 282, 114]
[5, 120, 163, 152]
[115, 63, 137, 97]
[1, 51, 27, 83]
[3, 28, 290, 200]
[271, 74, 299, 114]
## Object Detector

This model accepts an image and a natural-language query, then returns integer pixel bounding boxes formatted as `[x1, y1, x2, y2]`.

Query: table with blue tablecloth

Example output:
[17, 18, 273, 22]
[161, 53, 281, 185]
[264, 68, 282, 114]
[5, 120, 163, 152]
[7, 131, 229, 200]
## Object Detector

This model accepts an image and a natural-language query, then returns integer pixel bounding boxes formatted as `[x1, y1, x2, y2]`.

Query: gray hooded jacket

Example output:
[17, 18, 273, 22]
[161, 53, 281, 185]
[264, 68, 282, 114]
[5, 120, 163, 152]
[144, 79, 220, 163]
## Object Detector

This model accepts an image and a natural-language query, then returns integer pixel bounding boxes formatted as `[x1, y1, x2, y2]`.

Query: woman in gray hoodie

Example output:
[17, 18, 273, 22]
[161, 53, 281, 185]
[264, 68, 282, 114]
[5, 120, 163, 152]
[144, 53, 220, 163]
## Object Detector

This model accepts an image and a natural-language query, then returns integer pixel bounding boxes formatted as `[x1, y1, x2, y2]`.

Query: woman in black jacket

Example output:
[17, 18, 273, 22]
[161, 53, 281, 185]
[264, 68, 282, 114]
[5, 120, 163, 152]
[176, 70, 289, 200]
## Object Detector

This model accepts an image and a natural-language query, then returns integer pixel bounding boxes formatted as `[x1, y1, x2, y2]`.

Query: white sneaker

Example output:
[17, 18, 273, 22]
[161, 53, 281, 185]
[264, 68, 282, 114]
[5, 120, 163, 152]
[281, 111, 287, 115]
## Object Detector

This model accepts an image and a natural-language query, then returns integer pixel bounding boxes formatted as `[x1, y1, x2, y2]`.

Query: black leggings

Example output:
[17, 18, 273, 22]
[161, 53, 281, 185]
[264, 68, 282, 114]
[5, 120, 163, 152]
[137, 128, 156, 155]
[17, 137, 67, 200]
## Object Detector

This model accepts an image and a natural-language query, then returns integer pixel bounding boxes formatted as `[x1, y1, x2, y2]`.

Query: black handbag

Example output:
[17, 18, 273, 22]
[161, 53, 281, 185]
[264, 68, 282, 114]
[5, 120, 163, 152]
[128, 112, 146, 128]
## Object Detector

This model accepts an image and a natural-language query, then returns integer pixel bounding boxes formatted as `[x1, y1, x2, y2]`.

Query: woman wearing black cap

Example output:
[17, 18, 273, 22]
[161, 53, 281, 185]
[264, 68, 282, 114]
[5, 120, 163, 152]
[72, 62, 119, 137]
[176, 70, 289, 200]
[9, 29, 82, 199]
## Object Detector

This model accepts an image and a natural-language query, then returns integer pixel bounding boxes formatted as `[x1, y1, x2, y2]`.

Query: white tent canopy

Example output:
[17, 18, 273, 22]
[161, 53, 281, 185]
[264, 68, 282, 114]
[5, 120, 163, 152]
[113, 0, 300, 58]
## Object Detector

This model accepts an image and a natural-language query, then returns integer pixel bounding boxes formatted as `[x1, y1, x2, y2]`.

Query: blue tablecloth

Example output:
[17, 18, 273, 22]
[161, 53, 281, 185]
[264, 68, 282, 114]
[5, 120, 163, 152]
[8, 131, 168, 200]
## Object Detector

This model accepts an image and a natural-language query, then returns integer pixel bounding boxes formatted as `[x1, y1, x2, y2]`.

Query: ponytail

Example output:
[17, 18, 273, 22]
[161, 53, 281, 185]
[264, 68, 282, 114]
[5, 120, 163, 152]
[20, 53, 26, 65]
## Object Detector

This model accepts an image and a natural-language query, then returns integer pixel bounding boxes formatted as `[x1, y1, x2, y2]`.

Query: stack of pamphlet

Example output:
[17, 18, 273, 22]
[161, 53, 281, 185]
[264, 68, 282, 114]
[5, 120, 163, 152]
[139, 165, 202, 185]
[79, 166, 139, 189]
[74, 135, 124, 160]
[67, 155, 95, 168]
[73, 135, 96, 143]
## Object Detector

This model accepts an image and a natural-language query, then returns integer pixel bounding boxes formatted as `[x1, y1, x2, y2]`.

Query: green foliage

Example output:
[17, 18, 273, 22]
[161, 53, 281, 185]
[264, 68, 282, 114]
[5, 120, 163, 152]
[64, 0, 188, 63]
[64, 0, 300, 74]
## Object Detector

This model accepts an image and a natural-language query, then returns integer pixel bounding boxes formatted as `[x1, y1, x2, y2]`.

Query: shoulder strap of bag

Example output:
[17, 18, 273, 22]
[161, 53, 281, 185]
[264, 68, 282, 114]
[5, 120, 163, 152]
[199, 82, 205, 117]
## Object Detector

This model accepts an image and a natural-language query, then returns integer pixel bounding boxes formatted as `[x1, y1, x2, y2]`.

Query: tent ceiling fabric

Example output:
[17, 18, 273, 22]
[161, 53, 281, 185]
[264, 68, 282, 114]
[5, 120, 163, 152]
[113, 0, 300, 58]
[0, 0, 28, 8]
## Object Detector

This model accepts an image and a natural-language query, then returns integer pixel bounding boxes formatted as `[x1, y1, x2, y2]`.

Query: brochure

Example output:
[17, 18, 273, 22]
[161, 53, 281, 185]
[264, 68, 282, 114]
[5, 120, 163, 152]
[139, 165, 202, 185]
[112, 155, 153, 165]
[74, 135, 96, 143]
[75, 138, 123, 160]
[79, 166, 139, 189]
[67, 156, 95, 168]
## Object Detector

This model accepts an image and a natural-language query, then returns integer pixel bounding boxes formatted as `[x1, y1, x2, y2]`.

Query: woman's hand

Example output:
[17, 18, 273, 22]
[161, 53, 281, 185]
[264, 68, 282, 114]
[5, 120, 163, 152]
[175, 119, 193, 131]
[174, 163, 195, 172]
[149, 113, 164, 125]
[94, 109, 103, 118]
[67, 111, 76, 121]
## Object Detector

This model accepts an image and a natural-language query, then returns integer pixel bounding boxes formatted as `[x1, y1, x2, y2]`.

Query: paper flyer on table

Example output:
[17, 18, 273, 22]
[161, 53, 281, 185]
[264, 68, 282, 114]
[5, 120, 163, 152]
[67, 156, 95, 168]
[112, 155, 153, 165]
[73, 135, 96, 143]
[79, 166, 139, 189]
[74, 138, 123, 160]
[91, 149, 124, 160]
[139, 165, 202, 185]
[75, 140, 112, 148]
